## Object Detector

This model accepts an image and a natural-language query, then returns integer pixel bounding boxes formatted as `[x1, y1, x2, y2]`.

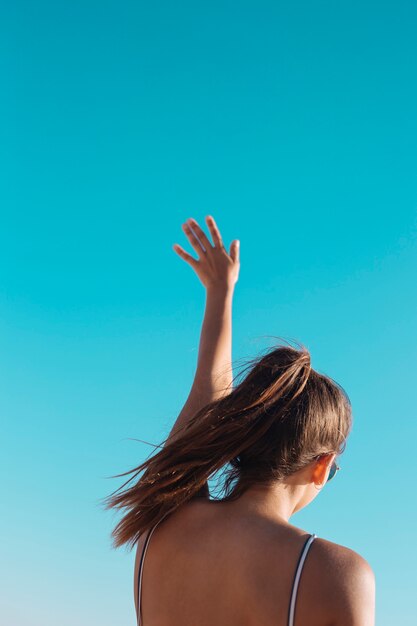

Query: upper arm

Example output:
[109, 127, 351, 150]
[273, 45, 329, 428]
[331, 549, 376, 626]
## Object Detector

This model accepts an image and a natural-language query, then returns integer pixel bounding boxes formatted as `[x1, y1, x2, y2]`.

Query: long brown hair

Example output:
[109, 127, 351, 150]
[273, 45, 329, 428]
[102, 339, 352, 550]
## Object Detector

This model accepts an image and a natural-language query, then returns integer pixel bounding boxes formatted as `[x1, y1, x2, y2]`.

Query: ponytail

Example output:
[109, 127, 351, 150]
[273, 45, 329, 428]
[102, 341, 350, 550]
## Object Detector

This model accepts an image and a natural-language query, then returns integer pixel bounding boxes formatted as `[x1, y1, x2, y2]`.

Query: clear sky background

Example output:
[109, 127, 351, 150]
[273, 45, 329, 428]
[1, 1, 416, 625]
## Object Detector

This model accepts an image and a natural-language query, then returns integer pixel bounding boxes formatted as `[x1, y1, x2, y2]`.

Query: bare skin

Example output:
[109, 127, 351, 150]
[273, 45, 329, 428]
[133, 216, 375, 626]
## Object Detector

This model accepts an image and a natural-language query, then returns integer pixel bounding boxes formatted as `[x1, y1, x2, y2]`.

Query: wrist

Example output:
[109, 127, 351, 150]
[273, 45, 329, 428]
[206, 283, 235, 300]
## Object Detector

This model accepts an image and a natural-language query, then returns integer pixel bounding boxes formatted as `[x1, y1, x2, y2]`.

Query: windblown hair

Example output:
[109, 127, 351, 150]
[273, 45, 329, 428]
[102, 339, 352, 550]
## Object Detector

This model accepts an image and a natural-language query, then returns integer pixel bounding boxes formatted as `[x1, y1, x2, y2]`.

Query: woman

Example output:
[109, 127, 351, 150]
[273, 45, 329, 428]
[104, 215, 375, 626]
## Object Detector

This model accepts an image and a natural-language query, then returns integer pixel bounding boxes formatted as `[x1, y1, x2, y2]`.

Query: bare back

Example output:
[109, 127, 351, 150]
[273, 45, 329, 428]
[134, 499, 374, 626]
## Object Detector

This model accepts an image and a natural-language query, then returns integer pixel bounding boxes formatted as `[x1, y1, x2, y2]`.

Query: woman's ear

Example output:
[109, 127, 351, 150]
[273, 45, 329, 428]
[311, 453, 336, 486]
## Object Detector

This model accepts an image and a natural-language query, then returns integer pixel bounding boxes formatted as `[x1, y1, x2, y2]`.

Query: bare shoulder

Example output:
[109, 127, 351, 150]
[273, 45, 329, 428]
[310, 537, 376, 625]
[312, 536, 375, 587]
[312, 535, 373, 570]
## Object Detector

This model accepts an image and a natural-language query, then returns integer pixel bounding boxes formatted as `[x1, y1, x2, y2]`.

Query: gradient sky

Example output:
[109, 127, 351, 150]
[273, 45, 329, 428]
[2, 1, 417, 625]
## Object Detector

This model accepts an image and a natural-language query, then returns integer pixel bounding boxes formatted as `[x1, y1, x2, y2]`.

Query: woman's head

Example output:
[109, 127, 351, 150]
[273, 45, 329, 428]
[103, 339, 352, 549]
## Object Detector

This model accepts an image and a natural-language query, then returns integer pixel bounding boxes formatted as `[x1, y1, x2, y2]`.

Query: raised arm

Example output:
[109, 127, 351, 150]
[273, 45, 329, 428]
[165, 215, 240, 448]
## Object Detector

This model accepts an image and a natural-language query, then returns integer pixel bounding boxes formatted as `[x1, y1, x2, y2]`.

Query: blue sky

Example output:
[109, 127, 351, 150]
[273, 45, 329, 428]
[1, 1, 416, 624]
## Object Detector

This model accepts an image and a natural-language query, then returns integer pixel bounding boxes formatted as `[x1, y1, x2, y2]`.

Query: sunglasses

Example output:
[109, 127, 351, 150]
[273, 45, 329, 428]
[327, 458, 341, 482]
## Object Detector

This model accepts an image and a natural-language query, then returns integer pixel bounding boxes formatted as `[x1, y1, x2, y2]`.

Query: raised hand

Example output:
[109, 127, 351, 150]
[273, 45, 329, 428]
[173, 215, 240, 291]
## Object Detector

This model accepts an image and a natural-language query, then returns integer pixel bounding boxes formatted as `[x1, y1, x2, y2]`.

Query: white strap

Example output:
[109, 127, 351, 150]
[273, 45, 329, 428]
[137, 512, 171, 626]
[288, 534, 316, 626]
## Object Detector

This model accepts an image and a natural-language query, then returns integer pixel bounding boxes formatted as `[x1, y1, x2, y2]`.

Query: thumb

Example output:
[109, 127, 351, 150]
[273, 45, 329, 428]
[229, 239, 240, 262]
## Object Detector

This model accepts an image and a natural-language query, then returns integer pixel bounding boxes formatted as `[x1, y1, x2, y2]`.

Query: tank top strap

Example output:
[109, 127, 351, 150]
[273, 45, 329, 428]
[287, 533, 317, 626]
[137, 511, 171, 626]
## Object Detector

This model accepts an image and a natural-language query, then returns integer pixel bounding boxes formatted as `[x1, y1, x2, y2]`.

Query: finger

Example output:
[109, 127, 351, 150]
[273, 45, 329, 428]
[205, 215, 224, 248]
[229, 239, 240, 263]
[187, 218, 212, 252]
[172, 243, 199, 269]
[182, 222, 206, 257]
